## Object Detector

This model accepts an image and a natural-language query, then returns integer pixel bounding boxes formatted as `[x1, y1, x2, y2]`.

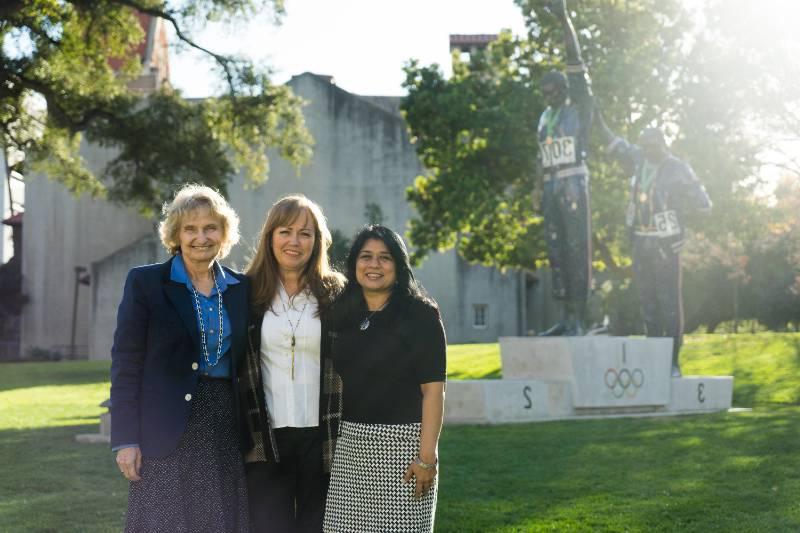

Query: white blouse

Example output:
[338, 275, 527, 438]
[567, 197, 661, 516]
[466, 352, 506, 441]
[260, 286, 321, 428]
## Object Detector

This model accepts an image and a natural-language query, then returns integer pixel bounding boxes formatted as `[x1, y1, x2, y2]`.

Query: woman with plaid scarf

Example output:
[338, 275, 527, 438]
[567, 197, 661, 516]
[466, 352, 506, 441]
[240, 195, 345, 532]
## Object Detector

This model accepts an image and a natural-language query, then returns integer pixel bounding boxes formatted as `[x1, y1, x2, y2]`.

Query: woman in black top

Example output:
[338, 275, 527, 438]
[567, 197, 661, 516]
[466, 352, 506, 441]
[323, 225, 446, 533]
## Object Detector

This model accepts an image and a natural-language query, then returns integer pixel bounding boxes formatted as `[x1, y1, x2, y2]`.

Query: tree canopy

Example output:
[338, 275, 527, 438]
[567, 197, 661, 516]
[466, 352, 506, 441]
[401, 0, 800, 276]
[2, 0, 313, 215]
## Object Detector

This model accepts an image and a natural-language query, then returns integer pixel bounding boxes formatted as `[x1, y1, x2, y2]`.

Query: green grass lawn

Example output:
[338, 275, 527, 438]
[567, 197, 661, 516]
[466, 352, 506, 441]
[2, 333, 800, 532]
[0, 361, 128, 532]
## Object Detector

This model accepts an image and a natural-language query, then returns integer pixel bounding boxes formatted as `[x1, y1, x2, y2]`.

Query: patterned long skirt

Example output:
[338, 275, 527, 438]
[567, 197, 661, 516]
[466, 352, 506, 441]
[125, 379, 249, 533]
[323, 422, 438, 533]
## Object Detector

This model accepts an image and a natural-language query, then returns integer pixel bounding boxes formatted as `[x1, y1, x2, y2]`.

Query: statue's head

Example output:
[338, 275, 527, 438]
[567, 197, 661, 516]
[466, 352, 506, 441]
[638, 127, 669, 162]
[540, 70, 568, 108]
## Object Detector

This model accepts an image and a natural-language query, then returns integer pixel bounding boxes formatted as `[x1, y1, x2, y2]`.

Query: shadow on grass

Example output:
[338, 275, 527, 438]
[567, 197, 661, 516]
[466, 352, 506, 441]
[732, 366, 758, 407]
[484, 368, 502, 379]
[792, 337, 800, 366]
[436, 408, 800, 532]
[52, 416, 102, 423]
[0, 361, 110, 393]
[447, 368, 503, 381]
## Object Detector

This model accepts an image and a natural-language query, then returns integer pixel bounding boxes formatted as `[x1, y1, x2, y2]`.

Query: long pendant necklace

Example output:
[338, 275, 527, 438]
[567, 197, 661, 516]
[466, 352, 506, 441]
[359, 299, 390, 331]
[278, 286, 308, 380]
[190, 267, 224, 367]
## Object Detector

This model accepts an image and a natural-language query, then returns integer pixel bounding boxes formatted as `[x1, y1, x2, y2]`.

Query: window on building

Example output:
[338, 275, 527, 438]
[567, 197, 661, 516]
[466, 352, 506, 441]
[473, 304, 488, 329]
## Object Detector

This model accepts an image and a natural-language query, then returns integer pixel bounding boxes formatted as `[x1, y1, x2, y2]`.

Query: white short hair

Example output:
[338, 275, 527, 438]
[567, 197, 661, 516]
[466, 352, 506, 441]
[158, 184, 240, 259]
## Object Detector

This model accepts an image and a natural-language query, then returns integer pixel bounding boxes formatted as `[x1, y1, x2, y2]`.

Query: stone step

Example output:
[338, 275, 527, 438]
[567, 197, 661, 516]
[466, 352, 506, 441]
[668, 376, 734, 413]
[445, 379, 572, 424]
[444, 375, 735, 425]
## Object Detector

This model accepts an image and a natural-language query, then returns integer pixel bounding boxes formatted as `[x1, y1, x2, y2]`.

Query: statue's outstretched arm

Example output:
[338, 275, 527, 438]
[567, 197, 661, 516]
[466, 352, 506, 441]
[596, 110, 638, 173]
[595, 108, 617, 147]
[547, 0, 583, 66]
[547, 0, 594, 124]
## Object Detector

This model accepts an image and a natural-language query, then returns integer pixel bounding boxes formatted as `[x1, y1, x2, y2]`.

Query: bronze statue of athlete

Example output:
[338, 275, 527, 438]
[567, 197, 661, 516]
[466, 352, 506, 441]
[599, 119, 712, 376]
[536, 0, 595, 336]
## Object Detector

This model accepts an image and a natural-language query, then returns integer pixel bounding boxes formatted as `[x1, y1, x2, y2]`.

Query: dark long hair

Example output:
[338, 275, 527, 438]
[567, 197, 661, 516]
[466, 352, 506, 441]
[333, 225, 435, 327]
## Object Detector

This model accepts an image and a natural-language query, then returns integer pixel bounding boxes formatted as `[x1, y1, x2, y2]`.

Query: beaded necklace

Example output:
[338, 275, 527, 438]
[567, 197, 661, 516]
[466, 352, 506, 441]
[190, 267, 224, 367]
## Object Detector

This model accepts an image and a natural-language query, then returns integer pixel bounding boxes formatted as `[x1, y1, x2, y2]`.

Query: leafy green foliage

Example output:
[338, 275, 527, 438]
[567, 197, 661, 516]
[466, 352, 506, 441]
[401, 0, 800, 285]
[363, 202, 384, 225]
[402, 32, 544, 268]
[683, 178, 800, 332]
[329, 228, 351, 272]
[402, 0, 694, 270]
[2, 0, 312, 214]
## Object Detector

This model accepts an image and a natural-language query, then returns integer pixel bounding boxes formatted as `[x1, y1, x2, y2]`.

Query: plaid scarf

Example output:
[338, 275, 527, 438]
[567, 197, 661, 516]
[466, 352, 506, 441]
[239, 314, 342, 472]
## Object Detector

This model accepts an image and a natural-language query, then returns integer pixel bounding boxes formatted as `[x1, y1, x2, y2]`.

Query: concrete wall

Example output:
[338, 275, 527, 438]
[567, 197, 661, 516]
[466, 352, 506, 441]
[224, 73, 526, 344]
[20, 150, 154, 357]
[89, 234, 165, 360]
[21, 73, 530, 357]
[449, 256, 526, 343]
[224, 73, 421, 268]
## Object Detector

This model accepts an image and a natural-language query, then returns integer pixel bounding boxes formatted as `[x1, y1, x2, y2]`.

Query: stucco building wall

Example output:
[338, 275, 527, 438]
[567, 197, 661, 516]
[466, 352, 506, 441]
[20, 73, 535, 358]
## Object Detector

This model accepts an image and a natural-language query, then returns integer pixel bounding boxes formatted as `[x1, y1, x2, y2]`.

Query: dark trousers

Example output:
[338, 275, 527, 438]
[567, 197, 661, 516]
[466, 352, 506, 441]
[245, 426, 326, 533]
[543, 174, 592, 302]
[632, 236, 684, 359]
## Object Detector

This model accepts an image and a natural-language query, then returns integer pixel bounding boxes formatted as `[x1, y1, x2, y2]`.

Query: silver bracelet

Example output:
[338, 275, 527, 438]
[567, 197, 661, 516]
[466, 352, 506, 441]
[414, 457, 437, 470]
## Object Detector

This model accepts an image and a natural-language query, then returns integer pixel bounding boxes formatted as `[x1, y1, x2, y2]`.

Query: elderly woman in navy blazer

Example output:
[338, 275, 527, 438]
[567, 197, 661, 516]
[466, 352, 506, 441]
[111, 184, 250, 532]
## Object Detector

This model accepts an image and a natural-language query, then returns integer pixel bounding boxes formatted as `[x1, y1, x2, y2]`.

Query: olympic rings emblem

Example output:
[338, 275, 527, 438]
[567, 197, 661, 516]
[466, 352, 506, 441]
[604, 367, 645, 398]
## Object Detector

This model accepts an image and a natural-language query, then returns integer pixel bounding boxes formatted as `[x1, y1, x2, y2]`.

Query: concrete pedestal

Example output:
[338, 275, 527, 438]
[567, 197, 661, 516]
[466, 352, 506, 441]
[668, 376, 734, 413]
[445, 379, 572, 424]
[501, 336, 672, 409]
[75, 402, 111, 444]
[444, 337, 734, 425]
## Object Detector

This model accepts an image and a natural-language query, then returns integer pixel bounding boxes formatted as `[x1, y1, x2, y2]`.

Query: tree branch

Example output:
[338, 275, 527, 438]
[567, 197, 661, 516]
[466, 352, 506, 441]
[11, 71, 123, 131]
[110, 0, 240, 93]
[0, 0, 27, 20]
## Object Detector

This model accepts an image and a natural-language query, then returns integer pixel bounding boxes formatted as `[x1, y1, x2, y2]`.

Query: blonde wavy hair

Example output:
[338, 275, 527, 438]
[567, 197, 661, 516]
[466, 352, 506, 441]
[246, 194, 344, 316]
[158, 184, 241, 259]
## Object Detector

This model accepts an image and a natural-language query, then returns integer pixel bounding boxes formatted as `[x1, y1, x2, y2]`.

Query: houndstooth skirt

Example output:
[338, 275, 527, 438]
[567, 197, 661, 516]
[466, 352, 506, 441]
[323, 421, 438, 533]
[125, 379, 249, 533]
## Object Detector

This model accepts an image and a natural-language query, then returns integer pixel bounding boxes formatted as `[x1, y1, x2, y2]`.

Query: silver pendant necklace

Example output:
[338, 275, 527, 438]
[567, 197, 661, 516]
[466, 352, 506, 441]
[278, 284, 308, 380]
[360, 299, 389, 331]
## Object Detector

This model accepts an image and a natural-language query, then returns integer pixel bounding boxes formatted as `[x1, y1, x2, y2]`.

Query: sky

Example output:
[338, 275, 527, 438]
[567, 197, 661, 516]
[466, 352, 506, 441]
[169, 0, 528, 98]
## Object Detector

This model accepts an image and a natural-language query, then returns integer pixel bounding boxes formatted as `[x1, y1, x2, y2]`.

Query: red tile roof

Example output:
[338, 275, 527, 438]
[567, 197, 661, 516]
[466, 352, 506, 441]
[449, 34, 498, 47]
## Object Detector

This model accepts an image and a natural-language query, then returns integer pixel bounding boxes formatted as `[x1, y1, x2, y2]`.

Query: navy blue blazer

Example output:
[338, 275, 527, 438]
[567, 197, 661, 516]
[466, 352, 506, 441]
[110, 256, 249, 458]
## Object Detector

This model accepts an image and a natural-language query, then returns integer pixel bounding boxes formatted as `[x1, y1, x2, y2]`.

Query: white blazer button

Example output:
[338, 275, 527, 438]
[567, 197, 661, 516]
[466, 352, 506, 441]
[185, 393, 192, 401]
[191, 362, 199, 370]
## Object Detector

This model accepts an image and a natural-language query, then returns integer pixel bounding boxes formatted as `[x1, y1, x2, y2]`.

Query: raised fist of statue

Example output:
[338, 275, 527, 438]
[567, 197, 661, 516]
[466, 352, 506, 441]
[545, 0, 568, 19]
